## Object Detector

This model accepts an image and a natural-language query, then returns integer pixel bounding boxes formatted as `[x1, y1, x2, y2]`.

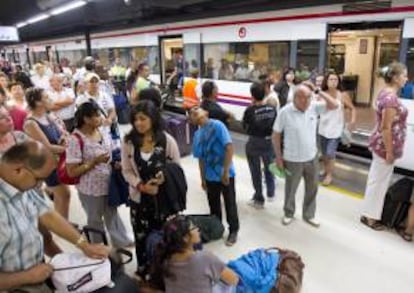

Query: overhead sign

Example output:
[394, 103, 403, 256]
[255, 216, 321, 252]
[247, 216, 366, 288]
[0, 26, 19, 42]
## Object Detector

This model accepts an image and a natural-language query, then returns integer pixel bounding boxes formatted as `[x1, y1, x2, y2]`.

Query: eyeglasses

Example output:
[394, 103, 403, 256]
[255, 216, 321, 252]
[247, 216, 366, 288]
[23, 165, 49, 185]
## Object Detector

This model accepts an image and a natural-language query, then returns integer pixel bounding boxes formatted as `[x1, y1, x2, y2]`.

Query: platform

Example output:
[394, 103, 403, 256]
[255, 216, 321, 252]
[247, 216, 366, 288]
[54, 130, 413, 293]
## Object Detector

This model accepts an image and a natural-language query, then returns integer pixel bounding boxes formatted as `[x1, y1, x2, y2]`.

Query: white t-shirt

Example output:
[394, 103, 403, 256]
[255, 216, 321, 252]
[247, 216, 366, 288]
[286, 85, 295, 104]
[31, 75, 50, 90]
[76, 90, 115, 137]
[273, 101, 327, 162]
[47, 87, 76, 120]
[318, 93, 344, 139]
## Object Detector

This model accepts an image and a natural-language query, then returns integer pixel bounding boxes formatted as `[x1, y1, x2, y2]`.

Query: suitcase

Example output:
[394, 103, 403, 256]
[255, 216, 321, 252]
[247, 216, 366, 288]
[81, 226, 140, 292]
[381, 177, 413, 228]
[163, 112, 196, 157]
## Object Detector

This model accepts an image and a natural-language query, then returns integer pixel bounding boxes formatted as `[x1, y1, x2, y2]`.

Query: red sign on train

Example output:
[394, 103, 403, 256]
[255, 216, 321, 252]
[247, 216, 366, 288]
[238, 27, 247, 38]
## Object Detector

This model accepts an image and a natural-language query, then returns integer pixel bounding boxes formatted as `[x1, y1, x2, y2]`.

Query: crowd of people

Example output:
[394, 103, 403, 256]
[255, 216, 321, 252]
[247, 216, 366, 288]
[0, 54, 413, 292]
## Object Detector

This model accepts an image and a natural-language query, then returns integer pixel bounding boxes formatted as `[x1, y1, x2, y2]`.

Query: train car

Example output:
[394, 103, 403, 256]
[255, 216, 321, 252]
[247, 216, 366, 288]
[3, 0, 414, 171]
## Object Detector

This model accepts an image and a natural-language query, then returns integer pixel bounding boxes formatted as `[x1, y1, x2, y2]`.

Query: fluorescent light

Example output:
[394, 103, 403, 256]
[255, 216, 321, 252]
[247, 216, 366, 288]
[27, 13, 50, 24]
[16, 22, 28, 28]
[50, 0, 87, 16]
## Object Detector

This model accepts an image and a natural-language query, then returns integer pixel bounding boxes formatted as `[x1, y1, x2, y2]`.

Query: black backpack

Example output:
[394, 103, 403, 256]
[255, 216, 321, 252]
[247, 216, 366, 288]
[381, 177, 413, 228]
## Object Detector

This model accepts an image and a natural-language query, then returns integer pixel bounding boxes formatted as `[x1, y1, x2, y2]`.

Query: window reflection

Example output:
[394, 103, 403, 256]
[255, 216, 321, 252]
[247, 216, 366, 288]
[402, 39, 414, 99]
[296, 40, 320, 82]
[58, 50, 87, 67]
[202, 42, 289, 82]
[91, 46, 159, 73]
[184, 44, 201, 76]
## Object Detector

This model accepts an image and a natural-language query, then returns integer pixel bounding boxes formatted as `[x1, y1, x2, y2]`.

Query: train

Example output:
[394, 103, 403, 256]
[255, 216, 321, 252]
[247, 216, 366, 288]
[2, 0, 414, 171]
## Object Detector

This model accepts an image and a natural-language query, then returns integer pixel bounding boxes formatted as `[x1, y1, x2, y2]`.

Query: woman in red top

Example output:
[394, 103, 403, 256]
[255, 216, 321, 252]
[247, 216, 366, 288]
[361, 62, 408, 231]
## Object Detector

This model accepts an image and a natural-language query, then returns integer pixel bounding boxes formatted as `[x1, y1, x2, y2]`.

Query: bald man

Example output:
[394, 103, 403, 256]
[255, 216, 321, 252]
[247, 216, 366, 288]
[0, 141, 109, 291]
[272, 82, 339, 227]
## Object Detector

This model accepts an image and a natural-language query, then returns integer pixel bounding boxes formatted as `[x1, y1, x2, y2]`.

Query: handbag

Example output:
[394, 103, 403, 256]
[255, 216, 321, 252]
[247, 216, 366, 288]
[50, 252, 112, 293]
[57, 133, 84, 185]
[341, 124, 352, 146]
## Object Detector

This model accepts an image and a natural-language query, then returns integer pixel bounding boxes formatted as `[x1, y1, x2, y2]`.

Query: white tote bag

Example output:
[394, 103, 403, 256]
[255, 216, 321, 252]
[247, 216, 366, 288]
[51, 252, 112, 293]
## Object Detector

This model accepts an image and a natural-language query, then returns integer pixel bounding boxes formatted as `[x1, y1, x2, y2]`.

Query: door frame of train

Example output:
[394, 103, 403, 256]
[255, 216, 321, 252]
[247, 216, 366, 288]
[326, 20, 403, 105]
[158, 34, 183, 85]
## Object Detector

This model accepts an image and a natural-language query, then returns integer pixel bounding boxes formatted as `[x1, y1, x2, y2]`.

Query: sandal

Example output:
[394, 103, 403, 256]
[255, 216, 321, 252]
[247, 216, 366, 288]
[396, 227, 413, 242]
[360, 216, 386, 231]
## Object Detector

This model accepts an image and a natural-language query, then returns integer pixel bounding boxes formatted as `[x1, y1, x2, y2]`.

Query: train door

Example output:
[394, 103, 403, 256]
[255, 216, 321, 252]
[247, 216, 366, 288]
[327, 21, 402, 145]
[159, 35, 184, 89]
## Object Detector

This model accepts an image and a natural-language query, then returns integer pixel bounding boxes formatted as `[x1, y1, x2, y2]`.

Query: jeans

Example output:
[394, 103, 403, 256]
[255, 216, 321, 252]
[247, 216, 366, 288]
[246, 137, 275, 203]
[206, 178, 240, 233]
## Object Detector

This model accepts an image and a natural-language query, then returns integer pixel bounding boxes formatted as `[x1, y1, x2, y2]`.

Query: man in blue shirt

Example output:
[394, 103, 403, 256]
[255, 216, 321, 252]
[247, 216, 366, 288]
[189, 106, 239, 246]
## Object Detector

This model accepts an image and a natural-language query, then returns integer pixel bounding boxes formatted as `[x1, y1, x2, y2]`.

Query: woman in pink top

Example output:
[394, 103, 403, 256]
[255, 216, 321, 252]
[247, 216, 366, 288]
[361, 62, 408, 231]
[66, 102, 133, 247]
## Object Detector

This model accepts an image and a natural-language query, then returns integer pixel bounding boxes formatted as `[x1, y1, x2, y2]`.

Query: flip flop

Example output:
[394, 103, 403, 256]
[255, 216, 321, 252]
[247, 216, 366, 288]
[396, 227, 413, 242]
[360, 216, 386, 231]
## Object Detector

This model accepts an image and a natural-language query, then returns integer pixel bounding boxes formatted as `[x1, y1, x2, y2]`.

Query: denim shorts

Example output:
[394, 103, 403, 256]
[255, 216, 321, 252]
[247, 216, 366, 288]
[319, 135, 340, 159]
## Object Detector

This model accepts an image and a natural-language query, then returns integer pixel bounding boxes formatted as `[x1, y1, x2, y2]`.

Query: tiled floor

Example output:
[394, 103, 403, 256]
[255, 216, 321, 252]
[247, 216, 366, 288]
[56, 153, 414, 293]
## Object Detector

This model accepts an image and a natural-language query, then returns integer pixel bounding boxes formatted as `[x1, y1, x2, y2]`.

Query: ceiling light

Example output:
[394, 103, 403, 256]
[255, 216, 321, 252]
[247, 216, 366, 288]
[16, 22, 28, 28]
[50, 0, 87, 16]
[27, 13, 50, 24]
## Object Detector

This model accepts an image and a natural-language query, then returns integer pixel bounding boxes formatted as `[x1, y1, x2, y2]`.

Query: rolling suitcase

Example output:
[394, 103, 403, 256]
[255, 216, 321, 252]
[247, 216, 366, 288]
[163, 112, 196, 157]
[381, 177, 413, 228]
[81, 226, 140, 292]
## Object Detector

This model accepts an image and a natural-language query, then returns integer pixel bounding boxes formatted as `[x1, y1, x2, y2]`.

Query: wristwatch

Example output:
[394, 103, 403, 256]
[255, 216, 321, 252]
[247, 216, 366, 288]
[314, 88, 320, 95]
[76, 235, 88, 248]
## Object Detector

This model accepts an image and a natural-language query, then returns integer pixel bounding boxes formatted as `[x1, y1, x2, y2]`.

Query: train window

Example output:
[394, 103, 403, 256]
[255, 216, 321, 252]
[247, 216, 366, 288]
[328, 44, 346, 74]
[401, 39, 414, 100]
[91, 46, 159, 75]
[32, 51, 48, 64]
[202, 42, 289, 82]
[378, 43, 399, 68]
[184, 44, 201, 77]
[296, 40, 320, 81]
[129, 46, 159, 74]
[58, 49, 87, 67]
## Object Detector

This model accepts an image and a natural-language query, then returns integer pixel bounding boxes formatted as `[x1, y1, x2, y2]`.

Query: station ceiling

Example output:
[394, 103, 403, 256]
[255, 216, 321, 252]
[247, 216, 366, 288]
[1, 0, 363, 42]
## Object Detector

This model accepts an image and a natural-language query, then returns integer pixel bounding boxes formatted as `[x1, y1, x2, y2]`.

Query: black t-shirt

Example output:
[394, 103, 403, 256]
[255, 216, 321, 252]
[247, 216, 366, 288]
[242, 104, 277, 137]
[201, 100, 229, 126]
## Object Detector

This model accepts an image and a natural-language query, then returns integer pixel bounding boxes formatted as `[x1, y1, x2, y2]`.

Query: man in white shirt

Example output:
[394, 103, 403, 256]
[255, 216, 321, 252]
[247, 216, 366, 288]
[31, 63, 50, 90]
[47, 74, 76, 132]
[272, 82, 338, 227]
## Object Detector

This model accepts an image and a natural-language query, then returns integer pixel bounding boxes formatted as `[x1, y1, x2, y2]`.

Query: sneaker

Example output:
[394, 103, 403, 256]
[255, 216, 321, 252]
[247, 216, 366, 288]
[304, 217, 320, 228]
[267, 196, 275, 203]
[225, 232, 238, 246]
[247, 200, 264, 210]
[282, 216, 293, 225]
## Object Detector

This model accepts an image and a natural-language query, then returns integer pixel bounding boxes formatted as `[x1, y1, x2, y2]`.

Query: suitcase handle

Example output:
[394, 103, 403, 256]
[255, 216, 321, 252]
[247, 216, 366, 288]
[114, 248, 133, 265]
[83, 226, 109, 245]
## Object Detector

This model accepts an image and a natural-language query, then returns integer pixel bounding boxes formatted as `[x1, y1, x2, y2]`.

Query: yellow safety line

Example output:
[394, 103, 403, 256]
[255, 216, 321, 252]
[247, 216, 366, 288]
[234, 154, 364, 200]
[320, 184, 364, 200]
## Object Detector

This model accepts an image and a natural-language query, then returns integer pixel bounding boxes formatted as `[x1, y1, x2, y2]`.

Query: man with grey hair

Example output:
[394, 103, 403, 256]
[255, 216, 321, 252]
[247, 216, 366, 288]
[272, 82, 339, 227]
[0, 141, 109, 291]
[47, 74, 76, 132]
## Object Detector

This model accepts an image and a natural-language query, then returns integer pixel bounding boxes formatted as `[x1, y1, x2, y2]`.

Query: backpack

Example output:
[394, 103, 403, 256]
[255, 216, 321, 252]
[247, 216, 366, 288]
[271, 248, 304, 293]
[381, 177, 413, 228]
[57, 133, 83, 185]
[187, 214, 224, 243]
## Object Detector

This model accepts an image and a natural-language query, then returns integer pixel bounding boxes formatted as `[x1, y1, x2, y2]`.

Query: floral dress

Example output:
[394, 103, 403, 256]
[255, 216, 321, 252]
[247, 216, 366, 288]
[369, 89, 408, 159]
